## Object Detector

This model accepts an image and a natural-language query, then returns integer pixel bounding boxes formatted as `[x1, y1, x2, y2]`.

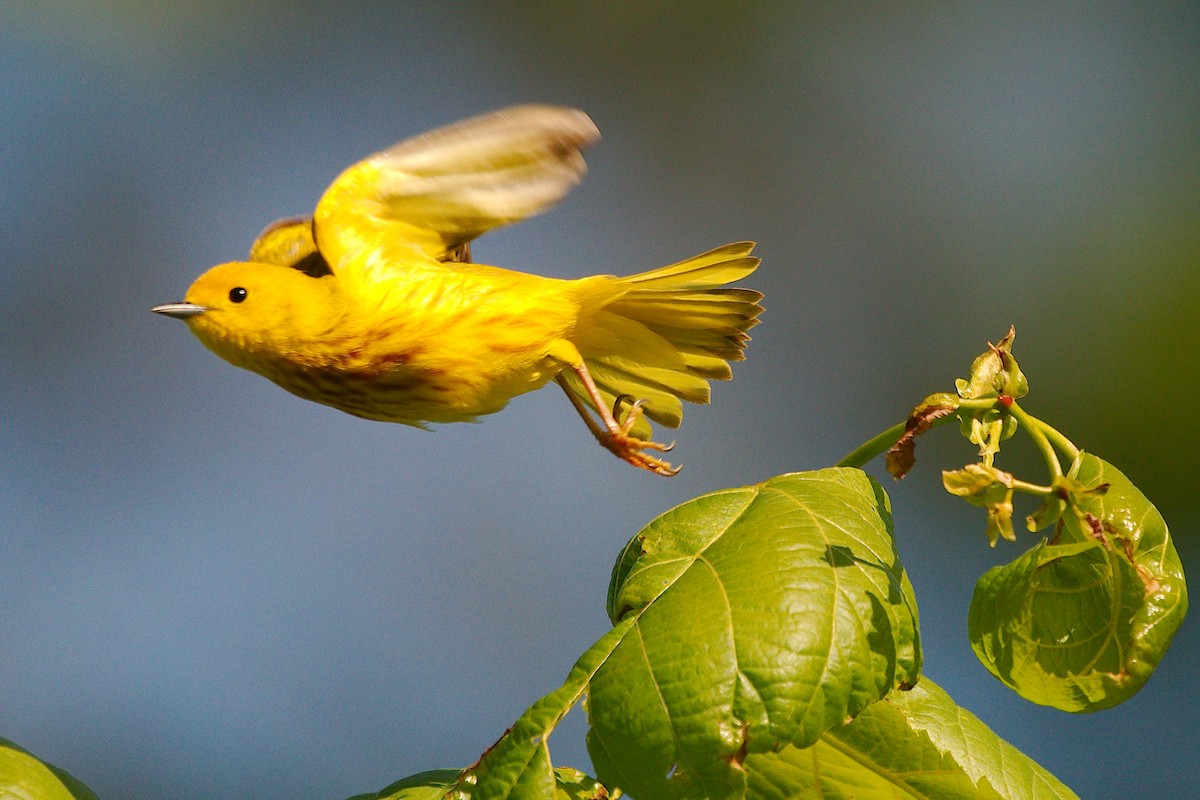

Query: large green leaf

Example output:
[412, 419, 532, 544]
[0, 738, 101, 800]
[745, 678, 1078, 800]
[587, 468, 920, 800]
[969, 453, 1188, 711]
[362, 469, 915, 800]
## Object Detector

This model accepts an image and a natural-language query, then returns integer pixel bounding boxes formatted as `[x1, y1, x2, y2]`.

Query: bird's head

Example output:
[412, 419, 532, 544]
[152, 262, 338, 371]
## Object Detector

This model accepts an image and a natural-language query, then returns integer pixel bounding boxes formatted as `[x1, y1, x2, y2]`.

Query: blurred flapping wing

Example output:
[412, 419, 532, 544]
[312, 105, 600, 269]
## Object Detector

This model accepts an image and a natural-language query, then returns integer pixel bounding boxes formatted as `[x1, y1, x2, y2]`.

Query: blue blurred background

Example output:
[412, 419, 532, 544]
[2, 4, 1197, 798]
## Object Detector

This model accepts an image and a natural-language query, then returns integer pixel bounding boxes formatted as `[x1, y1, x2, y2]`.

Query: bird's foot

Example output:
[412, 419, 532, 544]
[601, 399, 680, 476]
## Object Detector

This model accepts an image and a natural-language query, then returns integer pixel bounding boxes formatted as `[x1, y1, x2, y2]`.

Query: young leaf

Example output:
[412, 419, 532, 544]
[347, 767, 610, 800]
[962, 414, 1013, 464]
[886, 393, 959, 479]
[462, 620, 634, 800]
[546, 767, 615, 800]
[588, 469, 921, 800]
[942, 464, 1016, 546]
[345, 769, 462, 800]
[348, 623, 629, 800]
[0, 738, 101, 800]
[968, 454, 1187, 711]
[745, 678, 1078, 799]
[955, 327, 1027, 400]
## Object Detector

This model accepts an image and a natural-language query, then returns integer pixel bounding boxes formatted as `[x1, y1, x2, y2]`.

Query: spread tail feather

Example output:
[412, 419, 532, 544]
[562, 242, 763, 439]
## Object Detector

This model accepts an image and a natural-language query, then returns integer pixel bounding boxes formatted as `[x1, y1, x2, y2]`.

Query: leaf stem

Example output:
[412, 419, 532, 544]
[836, 421, 908, 469]
[1035, 418, 1081, 462]
[1010, 477, 1055, 497]
[1007, 401, 1064, 479]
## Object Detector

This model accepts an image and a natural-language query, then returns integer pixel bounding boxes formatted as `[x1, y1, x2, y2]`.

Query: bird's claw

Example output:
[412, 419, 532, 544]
[600, 433, 682, 476]
[603, 398, 681, 476]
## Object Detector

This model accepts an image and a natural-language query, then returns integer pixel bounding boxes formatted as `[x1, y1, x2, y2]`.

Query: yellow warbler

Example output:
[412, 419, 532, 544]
[153, 105, 762, 475]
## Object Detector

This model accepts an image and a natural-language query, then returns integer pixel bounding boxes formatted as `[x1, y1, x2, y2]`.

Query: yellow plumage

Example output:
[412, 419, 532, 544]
[153, 105, 762, 475]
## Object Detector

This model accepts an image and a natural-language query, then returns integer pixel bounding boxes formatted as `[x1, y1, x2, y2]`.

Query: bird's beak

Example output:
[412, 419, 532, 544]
[151, 302, 208, 319]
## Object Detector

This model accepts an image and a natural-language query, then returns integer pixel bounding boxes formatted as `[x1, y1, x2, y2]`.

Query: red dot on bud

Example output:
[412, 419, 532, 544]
[998, 395, 1014, 408]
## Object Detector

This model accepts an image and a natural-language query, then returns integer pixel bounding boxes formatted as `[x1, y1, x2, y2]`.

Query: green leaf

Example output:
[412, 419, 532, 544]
[346, 769, 462, 800]
[0, 738, 101, 800]
[588, 469, 920, 800]
[460, 620, 633, 800]
[352, 624, 625, 800]
[942, 464, 1013, 503]
[968, 453, 1188, 711]
[745, 678, 1078, 799]
[546, 767, 615, 800]
[1025, 493, 1066, 533]
[943, 464, 1017, 546]
[348, 767, 611, 800]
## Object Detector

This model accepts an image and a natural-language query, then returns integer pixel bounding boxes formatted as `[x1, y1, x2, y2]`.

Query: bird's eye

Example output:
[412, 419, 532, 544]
[229, 287, 248, 303]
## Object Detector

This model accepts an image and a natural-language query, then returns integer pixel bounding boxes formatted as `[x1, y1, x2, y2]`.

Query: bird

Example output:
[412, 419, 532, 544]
[152, 105, 762, 476]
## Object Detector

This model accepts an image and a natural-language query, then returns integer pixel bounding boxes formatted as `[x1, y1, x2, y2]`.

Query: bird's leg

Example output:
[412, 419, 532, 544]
[556, 368, 681, 476]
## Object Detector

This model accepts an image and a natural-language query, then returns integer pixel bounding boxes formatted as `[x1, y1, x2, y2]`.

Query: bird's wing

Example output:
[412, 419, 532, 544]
[311, 105, 600, 270]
